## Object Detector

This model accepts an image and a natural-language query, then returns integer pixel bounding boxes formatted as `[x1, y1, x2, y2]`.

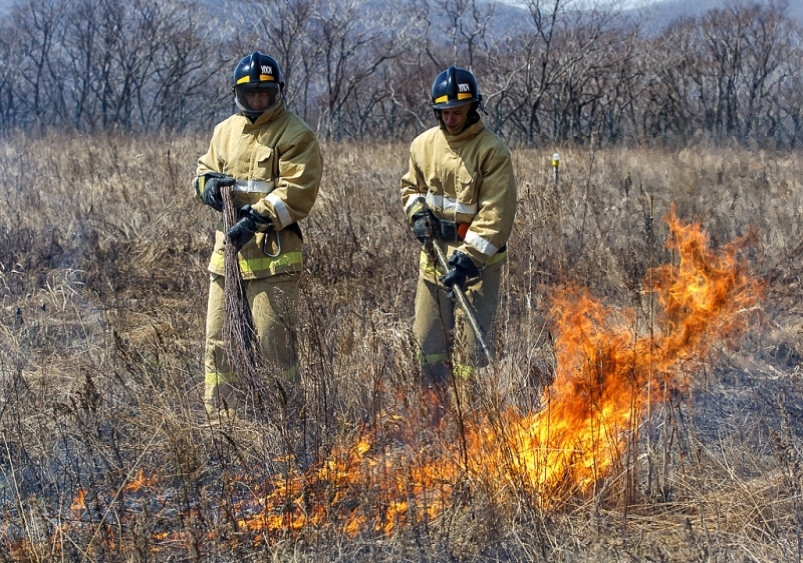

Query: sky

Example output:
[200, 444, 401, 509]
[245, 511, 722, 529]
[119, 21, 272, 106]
[505, 0, 665, 8]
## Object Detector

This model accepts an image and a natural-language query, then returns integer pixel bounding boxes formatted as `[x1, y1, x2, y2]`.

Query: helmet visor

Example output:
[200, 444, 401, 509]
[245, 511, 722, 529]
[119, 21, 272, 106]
[235, 82, 282, 116]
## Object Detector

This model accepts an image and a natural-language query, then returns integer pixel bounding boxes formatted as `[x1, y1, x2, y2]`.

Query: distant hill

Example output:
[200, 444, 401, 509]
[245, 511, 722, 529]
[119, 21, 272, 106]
[630, 0, 803, 32]
[499, 0, 802, 37]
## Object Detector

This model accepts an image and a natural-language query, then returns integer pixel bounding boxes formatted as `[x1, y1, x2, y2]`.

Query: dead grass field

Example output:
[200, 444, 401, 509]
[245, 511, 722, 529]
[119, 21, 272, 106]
[1, 131, 802, 562]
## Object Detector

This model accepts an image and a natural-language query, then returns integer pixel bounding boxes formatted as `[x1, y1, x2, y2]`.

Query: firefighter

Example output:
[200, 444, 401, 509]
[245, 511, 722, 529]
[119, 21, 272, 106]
[194, 51, 322, 424]
[400, 65, 517, 408]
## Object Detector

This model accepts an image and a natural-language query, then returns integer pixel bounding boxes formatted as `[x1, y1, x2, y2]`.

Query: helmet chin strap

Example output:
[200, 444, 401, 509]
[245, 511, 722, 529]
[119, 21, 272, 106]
[234, 93, 283, 119]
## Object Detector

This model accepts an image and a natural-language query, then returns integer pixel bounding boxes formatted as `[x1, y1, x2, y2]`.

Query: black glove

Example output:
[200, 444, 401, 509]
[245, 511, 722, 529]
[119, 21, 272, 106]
[439, 250, 480, 290]
[226, 205, 272, 252]
[410, 209, 435, 246]
[195, 172, 235, 212]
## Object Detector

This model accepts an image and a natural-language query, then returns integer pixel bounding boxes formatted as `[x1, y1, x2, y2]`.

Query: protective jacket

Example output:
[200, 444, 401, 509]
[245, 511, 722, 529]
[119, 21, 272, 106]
[400, 119, 517, 283]
[195, 101, 322, 279]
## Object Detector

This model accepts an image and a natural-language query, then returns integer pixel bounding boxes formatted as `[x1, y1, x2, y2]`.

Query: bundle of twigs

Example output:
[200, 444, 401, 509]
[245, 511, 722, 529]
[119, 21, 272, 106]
[221, 187, 264, 397]
[220, 188, 303, 459]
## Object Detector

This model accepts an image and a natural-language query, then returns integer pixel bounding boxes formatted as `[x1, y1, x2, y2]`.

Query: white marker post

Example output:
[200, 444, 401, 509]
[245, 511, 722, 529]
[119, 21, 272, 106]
[552, 152, 560, 186]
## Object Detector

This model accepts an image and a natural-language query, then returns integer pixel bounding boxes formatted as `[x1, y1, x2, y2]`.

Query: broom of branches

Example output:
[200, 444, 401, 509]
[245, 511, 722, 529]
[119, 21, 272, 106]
[220, 188, 305, 463]
[221, 187, 265, 406]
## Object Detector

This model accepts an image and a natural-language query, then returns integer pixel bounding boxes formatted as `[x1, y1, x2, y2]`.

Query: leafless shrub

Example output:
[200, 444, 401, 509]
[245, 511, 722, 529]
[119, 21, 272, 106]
[0, 132, 800, 561]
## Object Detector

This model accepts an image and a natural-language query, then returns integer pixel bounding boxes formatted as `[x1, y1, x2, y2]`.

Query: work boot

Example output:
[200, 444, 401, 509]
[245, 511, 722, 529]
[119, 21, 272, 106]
[203, 405, 236, 428]
[203, 383, 239, 428]
[447, 373, 480, 420]
[204, 382, 237, 417]
[421, 361, 451, 431]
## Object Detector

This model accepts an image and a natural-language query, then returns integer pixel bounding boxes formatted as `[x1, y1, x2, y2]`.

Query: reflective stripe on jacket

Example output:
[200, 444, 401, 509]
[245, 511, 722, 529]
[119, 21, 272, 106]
[400, 119, 517, 271]
[195, 101, 322, 279]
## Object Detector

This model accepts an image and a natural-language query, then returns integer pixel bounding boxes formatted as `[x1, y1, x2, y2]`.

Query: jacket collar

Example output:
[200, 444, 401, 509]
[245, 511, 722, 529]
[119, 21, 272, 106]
[442, 119, 485, 144]
[242, 100, 286, 125]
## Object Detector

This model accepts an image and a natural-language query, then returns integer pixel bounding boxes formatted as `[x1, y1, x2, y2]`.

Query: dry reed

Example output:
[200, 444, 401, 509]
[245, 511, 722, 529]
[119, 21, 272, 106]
[0, 132, 801, 561]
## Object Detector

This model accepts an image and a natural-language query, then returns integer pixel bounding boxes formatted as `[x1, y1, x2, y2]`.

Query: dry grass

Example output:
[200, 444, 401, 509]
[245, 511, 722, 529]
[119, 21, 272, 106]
[0, 131, 802, 561]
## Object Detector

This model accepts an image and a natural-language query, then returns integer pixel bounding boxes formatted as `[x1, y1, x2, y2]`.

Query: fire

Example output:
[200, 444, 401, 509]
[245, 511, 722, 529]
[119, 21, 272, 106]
[489, 207, 763, 495]
[221, 207, 762, 538]
[31, 209, 761, 554]
[70, 488, 86, 519]
[124, 468, 158, 492]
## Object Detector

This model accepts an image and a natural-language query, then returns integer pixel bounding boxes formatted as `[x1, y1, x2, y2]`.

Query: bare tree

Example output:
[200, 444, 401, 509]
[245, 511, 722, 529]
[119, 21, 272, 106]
[139, 1, 221, 130]
[509, 0, 621, 144]
[9, 0, 68, 127]
[425, 0, 498, 69]
[738, 3, 790, 141]
[58, 0, 222, 131]
[0, 0, 801, 148]
[0, 19, 31, 129]
[311, 0, 411, 140]
[232, 0, 321, 122]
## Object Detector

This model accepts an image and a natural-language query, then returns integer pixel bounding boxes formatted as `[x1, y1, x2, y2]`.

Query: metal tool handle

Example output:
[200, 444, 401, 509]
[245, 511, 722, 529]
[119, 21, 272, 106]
[430, 242, 493, 365]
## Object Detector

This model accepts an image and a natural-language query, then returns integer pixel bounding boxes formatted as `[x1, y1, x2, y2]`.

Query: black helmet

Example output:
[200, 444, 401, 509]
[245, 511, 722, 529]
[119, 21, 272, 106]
[431, 65, 482, 110]
[232, 51, 284, 118]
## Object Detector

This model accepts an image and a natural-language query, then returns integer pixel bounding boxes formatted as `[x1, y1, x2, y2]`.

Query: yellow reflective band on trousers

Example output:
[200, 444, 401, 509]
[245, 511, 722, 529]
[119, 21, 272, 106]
[284, 362, 299, 381]
[209, 251, 302, 276]
[418, 351, 449, 366]
[417, 353, 473, 379]
[206, 371, 236, 386]
[452, 364, 473, 378]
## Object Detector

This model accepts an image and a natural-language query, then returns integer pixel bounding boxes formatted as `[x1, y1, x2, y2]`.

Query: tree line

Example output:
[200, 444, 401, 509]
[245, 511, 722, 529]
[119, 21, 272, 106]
[0, 0, 800, 148]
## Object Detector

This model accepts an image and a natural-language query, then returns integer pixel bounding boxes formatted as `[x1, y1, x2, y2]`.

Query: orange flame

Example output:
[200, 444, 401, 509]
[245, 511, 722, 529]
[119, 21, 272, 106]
[224, 208, 763, 538]
[39, 209, 762, 551]
[70, 488, 86, 520]
[124, 468, 157, 493]
[482, 207, 763, 496]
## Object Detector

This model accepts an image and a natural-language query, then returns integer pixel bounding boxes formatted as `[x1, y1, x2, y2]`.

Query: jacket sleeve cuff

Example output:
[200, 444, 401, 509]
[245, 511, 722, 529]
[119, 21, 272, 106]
[463, 231, 498, 258]
[253, 195, 293, 230]
[404, 195, 426, 223]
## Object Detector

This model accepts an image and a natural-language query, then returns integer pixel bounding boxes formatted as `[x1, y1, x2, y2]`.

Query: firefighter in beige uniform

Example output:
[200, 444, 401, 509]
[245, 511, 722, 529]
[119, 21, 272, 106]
[401, 66, 517, 397]
[194, 51, 322, 420]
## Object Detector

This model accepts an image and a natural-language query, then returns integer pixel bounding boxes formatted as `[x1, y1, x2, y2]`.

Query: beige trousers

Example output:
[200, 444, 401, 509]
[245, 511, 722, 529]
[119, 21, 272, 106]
[412, 266, 501, 385]
[204, 272, 299, 413]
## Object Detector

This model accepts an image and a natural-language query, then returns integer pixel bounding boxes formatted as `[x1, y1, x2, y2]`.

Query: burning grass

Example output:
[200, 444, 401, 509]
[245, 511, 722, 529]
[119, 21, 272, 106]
[0, 133, 801, 561]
